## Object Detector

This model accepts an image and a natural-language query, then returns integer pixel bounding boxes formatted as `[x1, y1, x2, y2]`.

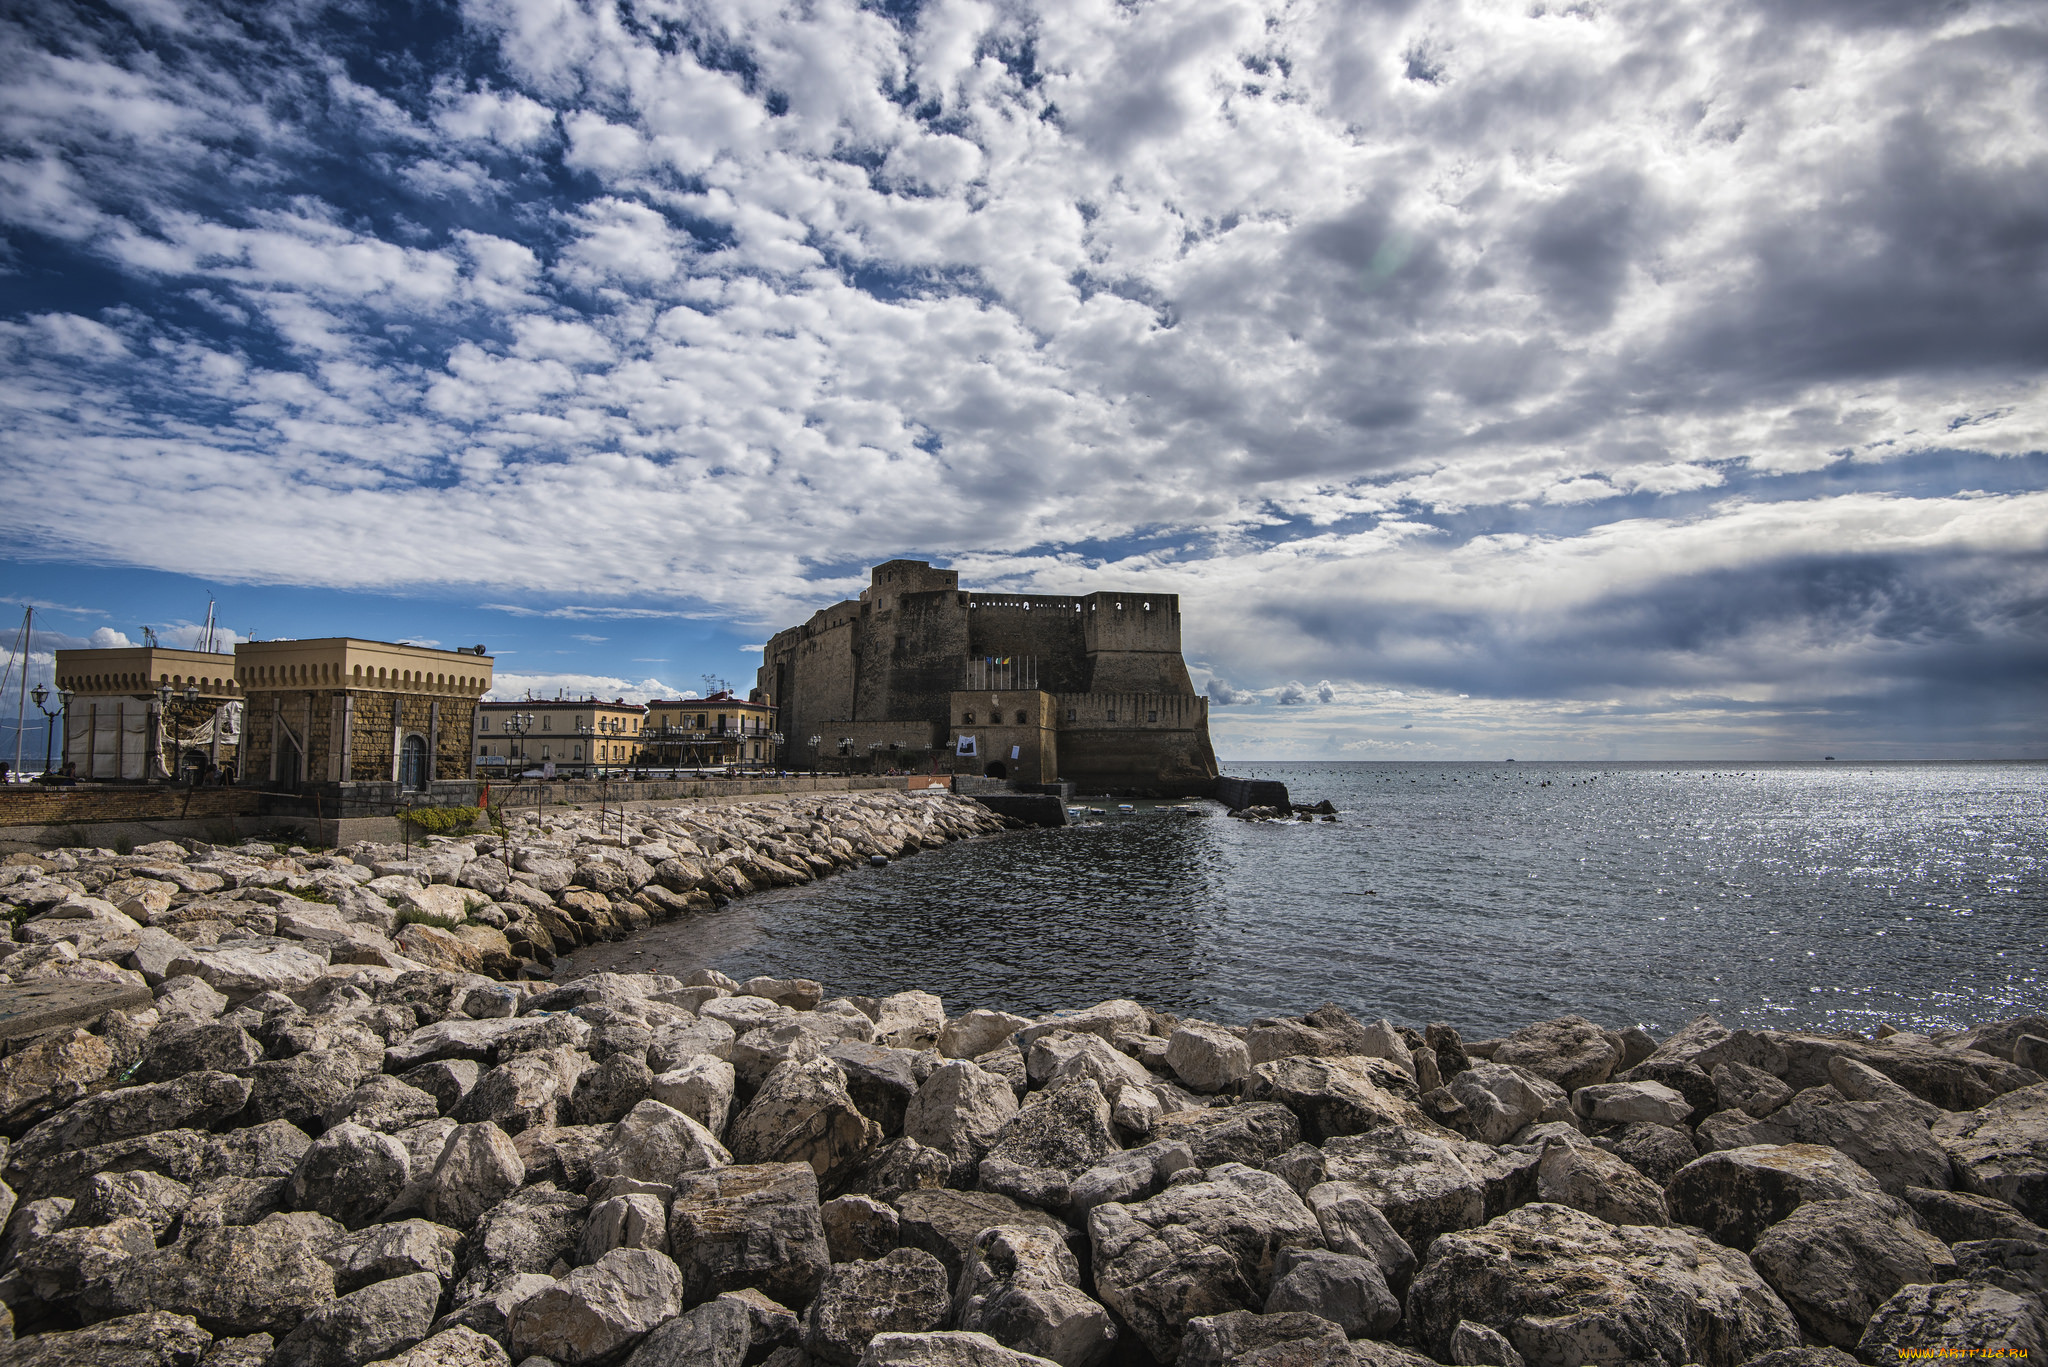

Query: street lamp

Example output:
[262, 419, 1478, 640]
[501, 712, 535, 780]
[29, 684, 69, 776]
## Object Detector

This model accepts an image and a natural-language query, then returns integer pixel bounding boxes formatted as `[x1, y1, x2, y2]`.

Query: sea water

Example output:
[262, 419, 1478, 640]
[567, 761, 2047, 1037]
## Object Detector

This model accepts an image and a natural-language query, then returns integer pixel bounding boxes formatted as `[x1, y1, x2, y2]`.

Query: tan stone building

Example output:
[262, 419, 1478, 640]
[233, 639, 493, 788]
[52, 647, 245, 781]
[642, 692, 777, 769]
[476, 699, 646, 775]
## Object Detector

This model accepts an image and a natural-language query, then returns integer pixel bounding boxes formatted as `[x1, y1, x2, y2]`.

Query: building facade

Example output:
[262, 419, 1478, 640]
[233, 639, 493, 788]
[643, 693, 776, 769]
[758, 560, 1218, 794]
[476, 699, 646, 775]
[52, 647, 245, 781]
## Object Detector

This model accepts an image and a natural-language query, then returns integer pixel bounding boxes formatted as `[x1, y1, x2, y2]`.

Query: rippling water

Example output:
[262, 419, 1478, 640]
[566, 761, 2048, 1037]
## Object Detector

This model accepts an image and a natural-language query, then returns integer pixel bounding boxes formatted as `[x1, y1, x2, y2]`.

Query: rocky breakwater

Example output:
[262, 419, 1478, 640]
[0, 791, 1013, 993]
[0, 980, 2041, 1367]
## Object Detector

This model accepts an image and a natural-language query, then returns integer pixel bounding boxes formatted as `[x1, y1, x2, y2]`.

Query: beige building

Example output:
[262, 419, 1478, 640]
[52, 647, 246, 781]
[476, 699, 646, 775]
[234, 639, 493, 788]
[643, 692, 777, 769]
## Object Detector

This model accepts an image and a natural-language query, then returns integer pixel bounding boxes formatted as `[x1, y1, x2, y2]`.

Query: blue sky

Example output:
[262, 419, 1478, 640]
[2, 0, 2044, 760]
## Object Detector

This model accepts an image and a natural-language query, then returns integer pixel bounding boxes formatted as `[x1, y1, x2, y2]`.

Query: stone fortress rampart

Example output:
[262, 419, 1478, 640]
[759, 560, 1218, 795]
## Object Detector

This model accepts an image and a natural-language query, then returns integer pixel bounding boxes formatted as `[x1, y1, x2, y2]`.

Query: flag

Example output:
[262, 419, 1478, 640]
[956, 735, 977, 756]
[479, 782, 490, 809]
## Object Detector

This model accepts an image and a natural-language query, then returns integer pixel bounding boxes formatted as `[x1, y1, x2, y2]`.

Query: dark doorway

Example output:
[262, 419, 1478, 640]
[983, 761, 1008, 779]
[400, 734, 428, 789]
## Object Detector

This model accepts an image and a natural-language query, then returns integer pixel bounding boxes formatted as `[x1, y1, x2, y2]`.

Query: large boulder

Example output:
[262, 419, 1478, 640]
[1447, 1064, 1572, 1145]
[829, 1042, 931, 1139]
[953, 1224, 1118, 1367]
[651, 1056, 738, 1137]
[803, 1247, 953, 1366]
[1492, 1016, 1622, 1091]
[286, 1121, 411, 1229]
[942, 1011, 1034, 1061]
[507, 1247, 685, 1365]
[1086, 1163, 1323, 1363]
[1934, 1083, 2048, 1223]
[621, 1296, 753, 1367]
[1536, 1139, 1669, 1226]
[895, 1187, 1070, 1284]
[1176, 1309, 1348, 1367]
[91, 1209, 344, 1335]
[977, 1078, 1121, 1214]
[1593, 1121, 1702, 1185]
[1856, 1281, 2048, 1363]
[1153, 1105, 1302, 1170]
[857, 1331, 1062, 1367]
[1164, 1025, 1253, 1095]
[1303, 1182, 1418, 1295]
[1262, 1246, 1401, 1336]
[1407, 1202, 1801, 1367]
[728, 1057, 883, 1188]
[8, 1070, 252, 1173]
[669, 1161, 833, 1307]
[0, 1311, 216, 1367]
[422, 1122, 525, 1230]
[581, 1191, 669, 1262]
[336, 1217, 461, 1293]
[1244, 1055, 1415, 1144]
[1573, 1080, 1691, 1130]
[904, 1062, 1019, 1174]
[1695, 1086, 1953, 1196]
[270, 1270, 442, 1367]
[452, 1182, 588, 1303]
[873, 991, 947, 1050]
[1900, 1187, 2048, 1244]
[593, 1099, 732, 1188]
[1317, 1126, 1486, 1253]
[1666, 1144, 1895, 1251]
[1749, 1200, 1956, 1347]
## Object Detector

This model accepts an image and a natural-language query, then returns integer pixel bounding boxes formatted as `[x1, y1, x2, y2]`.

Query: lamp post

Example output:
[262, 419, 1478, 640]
[29, 684, 68, 776]
[501, 712, 534, 781]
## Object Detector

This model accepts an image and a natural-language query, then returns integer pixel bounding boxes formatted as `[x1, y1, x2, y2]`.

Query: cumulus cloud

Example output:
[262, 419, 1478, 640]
[0, 0, 2042, 752]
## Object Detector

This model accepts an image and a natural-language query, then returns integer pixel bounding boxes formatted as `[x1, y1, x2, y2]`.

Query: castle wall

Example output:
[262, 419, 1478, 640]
[1054, 691, 1215, 795]
[965, 597, 1090, 694]
[1080, 594, 1196, 693]
[947, 690, 1058, 784]
[239, 690, 477, 786]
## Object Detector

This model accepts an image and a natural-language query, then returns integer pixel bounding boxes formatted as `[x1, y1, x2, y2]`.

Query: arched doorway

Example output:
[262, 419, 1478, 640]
[399, 734, 428, 789]
[983, 761, 1008, 779]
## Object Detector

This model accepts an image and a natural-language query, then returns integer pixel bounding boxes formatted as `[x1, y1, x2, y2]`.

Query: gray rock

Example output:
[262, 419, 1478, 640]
[270, 1270, 442, 1367]
[1449, 1319, 1525, 1367]
[1262, 1246, 1400, 1336]
[1086, 1162, 1323, 1363]
[287, 1122, 412, 1230]
[822, 1193, 901, 1263]
[0, 1309, 214, 1367]
[423, 1123, 525, 1231]
[649, 1019, 738, 1072]
[953, 1225, 1117, 1367]
[1714, 1061, 1795, 1118]
[508, 1248, 685, 1365]
[941, 1012, 1033, 1061]
[1303, 1181, 1418, 1295]
[8, 1071, 252, 1175]
[851, 1138, 956, 1205]
[455, 1048, 586, 1135]
[1951, 1239, 2048, 1300]
[977, 1078, 1120, 1214]
[803, 1247, 952, 1366]
[178, 1174, 285, 1231]
[895, 1188, 1070, 1286]
[729, 1058, 883, 1189]
[1697, 1086, 1955, 1196]
[668, 1162, 832, 1308]
[326, 1075, 444, 1133]
[1536, 1138, 1668, 1226]
[1068, 1140, 1198, 1217]
[1153, 1104, 1302, 1170]
[1317, 1126, 1486, 1254]
[1750, 1199, 1958, 1347]
[337, 1217, 462, 1294]
[872, 991, 945, 1050]
[650, 1057, 737, 1138]
[1900, 1187, 2048, 1244]
[452, 1183, 588, 1303]
[581, 1193, 669, 1263]
[1934, 1082, 2048, 1222]
[1731, 1350, 1857, 1367]
[132, 1020, 263, 1083]
[621, 1296, 753, 1367]
[1572, 1079, 1690, 1129]
[1446, 1063, 1572, 1146]
[593, 1100, 731, 1189]
[1407, 1202, 1801, 1367]
[400, 1060, 482, 1116]
[718, 1285, 802, 1356]
[904, 1063, 1019, 1173]
[857, 1330, 1061, 1367]
[1164, 1025, 1252, 1094]
[73, 1170, 192, 1241]
[1593, 1121, 1701, 1185]
[91, 1209, 344, 1335]
[239, 1049, 373, 1131]
[17, 1216, 156, 1304]
[827, 1042, 927, 1138]
[1666, 1143, 1895, 1251]
[1176, 1309, 1346, 1367]
[1493, 1015, 1622, 1091]
[570, 1054, 656, 1129]
[432, 1270, 556, 1344]
[1856, 1281, 2048, 1362]
[1243, 1055, 1415, 1144]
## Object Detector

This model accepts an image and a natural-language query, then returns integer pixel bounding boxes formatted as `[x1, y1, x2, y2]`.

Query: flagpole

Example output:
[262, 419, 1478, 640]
[12, 606, 31, 780]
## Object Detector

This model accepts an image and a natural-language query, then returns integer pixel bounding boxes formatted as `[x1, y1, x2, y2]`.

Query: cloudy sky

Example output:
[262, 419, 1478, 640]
[2, 0, 2044, 760]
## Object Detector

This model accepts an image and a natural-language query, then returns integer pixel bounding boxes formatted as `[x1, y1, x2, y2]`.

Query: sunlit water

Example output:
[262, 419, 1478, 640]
[564, 761, 2048, 1037]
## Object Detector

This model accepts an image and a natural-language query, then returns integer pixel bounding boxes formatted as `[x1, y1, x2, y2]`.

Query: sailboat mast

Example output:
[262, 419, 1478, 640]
[12, 606, 30, 779]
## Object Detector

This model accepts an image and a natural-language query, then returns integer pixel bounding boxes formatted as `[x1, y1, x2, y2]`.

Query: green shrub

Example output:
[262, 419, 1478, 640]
[395, 906, 460, 931]
[397, 805, 482, 835]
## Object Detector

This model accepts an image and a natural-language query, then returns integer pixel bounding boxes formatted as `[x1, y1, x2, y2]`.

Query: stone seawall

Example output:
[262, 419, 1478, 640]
[0, 810, 2043, 1365]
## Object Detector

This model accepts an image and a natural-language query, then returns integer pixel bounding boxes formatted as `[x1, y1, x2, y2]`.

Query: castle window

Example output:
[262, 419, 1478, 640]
[1106, 708, 1117, 722]
[542, 716, 551, 731]
[963, 712, 975, 724]
[1067, 708, 1077, 722]
[1148, 710, 1158, 722]
[1015, 710, 1027, 724]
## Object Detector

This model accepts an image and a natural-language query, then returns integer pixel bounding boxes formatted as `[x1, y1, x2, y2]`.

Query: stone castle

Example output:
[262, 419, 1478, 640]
[758, 559, 1218, 795]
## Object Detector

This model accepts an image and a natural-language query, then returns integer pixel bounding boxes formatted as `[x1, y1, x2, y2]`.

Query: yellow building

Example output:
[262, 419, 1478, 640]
[52, 647, 245, 781]
[234, 638, 494, 788]
[642, 692, 778, 770]
[476, 699, 646, 776]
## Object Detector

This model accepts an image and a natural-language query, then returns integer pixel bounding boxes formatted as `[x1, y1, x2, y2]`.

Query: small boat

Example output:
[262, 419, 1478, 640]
[1117, 803, 1135, 812]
